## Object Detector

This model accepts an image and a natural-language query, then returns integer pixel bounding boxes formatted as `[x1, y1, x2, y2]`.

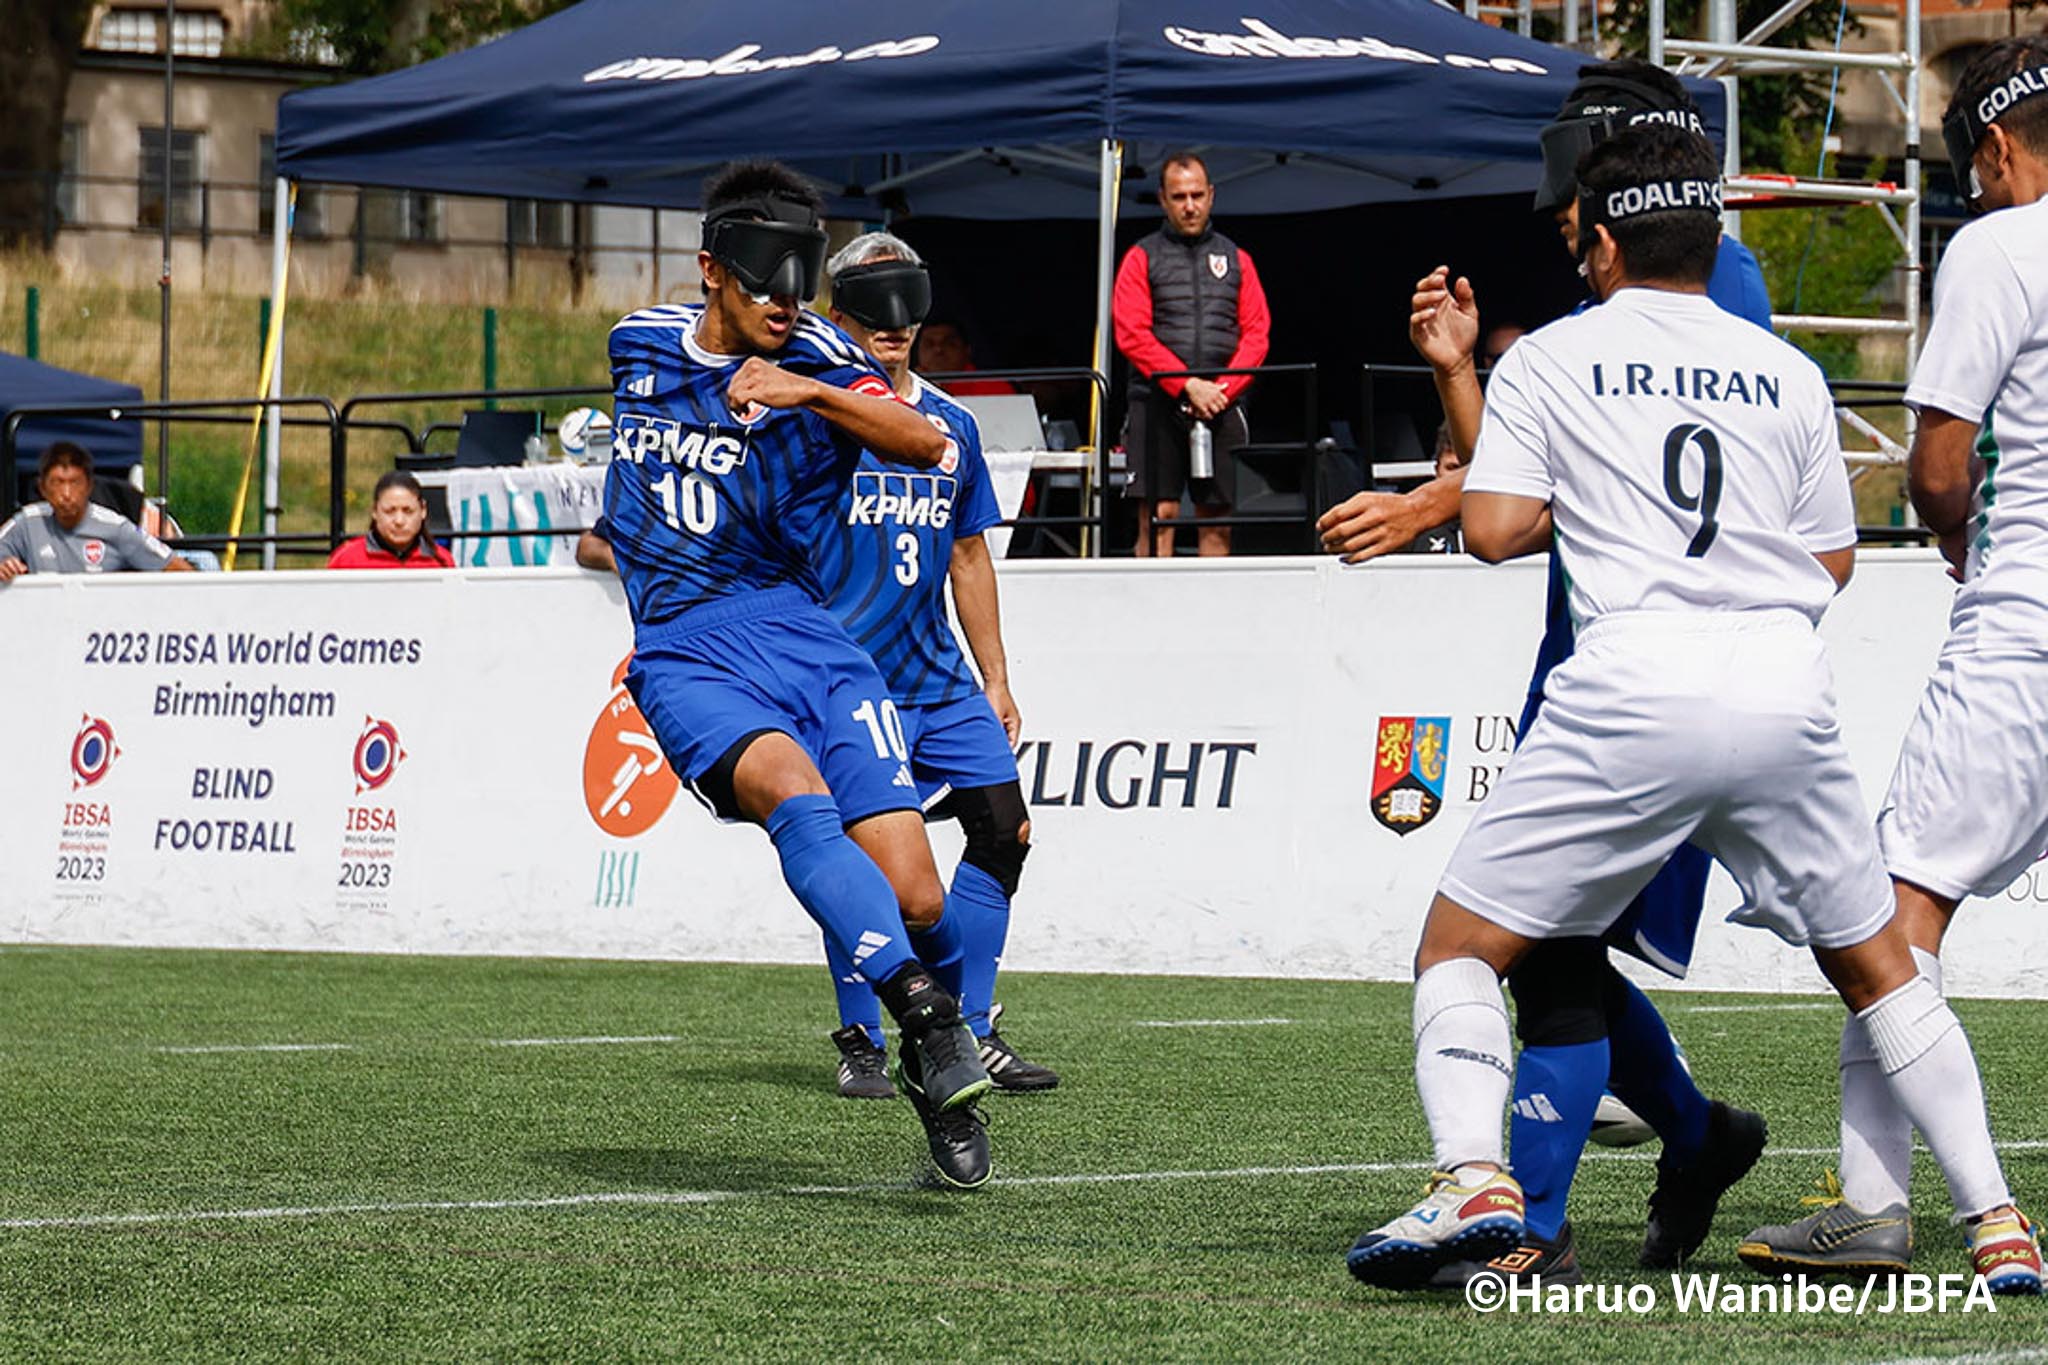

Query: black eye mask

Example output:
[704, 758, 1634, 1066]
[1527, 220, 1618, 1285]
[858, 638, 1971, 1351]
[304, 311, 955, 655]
[831, 260, 932, 331]
[703, 194, 827, 301]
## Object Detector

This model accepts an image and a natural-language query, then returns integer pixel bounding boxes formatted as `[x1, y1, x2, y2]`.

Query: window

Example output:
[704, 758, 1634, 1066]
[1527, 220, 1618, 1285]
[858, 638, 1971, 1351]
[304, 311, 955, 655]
[138, 127, 203, 231]
[507, 199, 573, 249]
[99, 10, 158, 52]
[56, 123, 83, 224]
[398, 190, 442, 243]
[257, 133, 323, 238]
[170, 11, 226, 58]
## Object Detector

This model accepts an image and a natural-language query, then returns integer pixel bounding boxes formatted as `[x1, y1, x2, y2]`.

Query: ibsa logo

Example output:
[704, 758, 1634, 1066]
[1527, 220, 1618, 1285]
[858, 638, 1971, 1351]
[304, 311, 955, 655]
[583, 654, 679, 838]
[1372, 715, 1449, 835]
[353, 716, 405, 794]
[71, 714, 119, 789]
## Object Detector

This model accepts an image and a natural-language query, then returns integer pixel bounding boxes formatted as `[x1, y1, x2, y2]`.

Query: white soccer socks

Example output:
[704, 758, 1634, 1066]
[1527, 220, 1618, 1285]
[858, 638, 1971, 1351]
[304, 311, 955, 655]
[1838, 946, 1941, 1212]
[1856, 970, 2012, 1219]
[1413, 957, 1514, 1173]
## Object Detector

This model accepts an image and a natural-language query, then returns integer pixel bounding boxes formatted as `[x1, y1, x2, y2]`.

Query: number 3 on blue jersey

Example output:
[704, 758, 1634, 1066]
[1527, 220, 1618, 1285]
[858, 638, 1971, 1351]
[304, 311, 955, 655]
[893, 532, 919, 586]
[653, 468, 718, 534]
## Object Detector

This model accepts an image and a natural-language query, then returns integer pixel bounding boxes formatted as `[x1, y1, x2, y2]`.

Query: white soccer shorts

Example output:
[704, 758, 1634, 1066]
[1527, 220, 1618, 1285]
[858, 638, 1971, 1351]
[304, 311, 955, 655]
[1439, 610, 1893, 951]
[1879, 648, 2048, 901]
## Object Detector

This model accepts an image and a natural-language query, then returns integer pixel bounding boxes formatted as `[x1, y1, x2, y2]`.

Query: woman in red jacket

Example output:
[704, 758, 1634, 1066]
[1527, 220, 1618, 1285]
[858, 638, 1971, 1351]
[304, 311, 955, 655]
[328, 470, 455, 569]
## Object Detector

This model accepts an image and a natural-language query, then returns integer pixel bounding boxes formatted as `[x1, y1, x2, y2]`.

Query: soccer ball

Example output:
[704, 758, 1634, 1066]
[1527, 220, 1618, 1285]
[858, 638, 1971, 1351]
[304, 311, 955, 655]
[557, 406, 615, 464]
[1589, 1092, 1657, 1148]
[1587, 1042, 1694, 1148]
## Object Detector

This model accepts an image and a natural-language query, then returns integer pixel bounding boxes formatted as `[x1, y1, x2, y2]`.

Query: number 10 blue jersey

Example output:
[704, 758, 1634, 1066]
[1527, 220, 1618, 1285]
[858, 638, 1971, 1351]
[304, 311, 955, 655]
[602, 303, 892, 629]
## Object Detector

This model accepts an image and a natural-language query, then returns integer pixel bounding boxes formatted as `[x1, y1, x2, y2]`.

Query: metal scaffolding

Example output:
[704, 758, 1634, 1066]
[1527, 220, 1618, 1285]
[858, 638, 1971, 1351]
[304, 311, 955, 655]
[1649, 0, 1924, 475]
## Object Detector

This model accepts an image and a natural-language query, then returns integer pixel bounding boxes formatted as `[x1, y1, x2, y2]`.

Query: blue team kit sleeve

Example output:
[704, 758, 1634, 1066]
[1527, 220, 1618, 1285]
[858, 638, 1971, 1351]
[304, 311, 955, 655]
[927, 391, 1001, 538]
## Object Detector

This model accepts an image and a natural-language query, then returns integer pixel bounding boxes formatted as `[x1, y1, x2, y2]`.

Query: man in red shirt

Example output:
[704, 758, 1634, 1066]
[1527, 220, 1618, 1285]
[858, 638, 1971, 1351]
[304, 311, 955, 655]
[1113, 152, 1272, 557]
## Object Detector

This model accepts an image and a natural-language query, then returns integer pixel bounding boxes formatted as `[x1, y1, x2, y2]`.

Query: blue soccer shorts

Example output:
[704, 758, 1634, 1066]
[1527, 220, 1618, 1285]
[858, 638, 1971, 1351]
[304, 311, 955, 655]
[626, 586, 920, 827]
[899, 692, 1020, 809]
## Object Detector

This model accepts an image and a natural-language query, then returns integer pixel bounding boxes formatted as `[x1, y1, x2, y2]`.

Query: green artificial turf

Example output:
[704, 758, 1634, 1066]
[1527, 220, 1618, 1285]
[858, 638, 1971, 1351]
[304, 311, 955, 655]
[0, 947, 2040, 1361]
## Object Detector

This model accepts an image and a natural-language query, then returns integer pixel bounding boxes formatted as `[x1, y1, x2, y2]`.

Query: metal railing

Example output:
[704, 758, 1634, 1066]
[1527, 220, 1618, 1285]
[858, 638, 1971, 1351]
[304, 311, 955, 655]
[1, 397, 340, 563]
[1135, 363, 1322, 553]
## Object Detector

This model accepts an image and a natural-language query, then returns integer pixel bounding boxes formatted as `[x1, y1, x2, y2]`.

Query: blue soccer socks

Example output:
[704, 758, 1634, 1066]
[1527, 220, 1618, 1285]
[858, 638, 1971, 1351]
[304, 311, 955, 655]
[766, 794, 916, 987]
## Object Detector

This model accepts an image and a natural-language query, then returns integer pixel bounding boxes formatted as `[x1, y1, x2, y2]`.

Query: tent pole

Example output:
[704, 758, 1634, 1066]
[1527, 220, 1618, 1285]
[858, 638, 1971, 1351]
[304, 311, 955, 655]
[262, 175, 290, 570]
[1089, 138, 1122, 557]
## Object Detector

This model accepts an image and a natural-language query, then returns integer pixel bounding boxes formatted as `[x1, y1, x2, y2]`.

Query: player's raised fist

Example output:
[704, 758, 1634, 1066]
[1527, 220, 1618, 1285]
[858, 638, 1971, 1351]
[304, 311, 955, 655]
[727, 356, 819, 415]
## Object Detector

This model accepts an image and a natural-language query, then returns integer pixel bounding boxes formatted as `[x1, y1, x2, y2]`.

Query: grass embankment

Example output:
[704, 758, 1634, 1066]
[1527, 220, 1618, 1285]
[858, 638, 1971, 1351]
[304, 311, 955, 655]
[0, 254, 615, 560]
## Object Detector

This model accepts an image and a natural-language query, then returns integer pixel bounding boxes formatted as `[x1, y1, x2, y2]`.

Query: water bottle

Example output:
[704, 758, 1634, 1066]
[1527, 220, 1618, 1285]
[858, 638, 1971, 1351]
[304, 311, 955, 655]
[1188, 419, 1214, 481]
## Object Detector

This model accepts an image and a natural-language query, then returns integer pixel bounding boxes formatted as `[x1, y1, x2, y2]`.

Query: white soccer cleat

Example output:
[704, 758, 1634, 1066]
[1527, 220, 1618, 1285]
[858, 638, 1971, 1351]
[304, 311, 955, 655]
[1346, 1169, 1526, 1289]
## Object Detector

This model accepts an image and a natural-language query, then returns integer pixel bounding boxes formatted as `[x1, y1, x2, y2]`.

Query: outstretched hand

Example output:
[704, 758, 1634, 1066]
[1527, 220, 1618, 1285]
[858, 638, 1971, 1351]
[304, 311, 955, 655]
[1410, 266, 1479, 374]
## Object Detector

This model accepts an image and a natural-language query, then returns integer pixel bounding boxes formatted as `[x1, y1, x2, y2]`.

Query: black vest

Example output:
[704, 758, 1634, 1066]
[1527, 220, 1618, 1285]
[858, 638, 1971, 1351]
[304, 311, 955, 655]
[1130, 225, 1245, 395]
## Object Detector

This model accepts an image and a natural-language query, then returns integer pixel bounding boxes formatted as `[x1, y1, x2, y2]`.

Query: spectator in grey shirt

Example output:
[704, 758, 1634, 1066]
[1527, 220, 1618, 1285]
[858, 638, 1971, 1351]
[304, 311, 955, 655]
[0, 442, 193, 582]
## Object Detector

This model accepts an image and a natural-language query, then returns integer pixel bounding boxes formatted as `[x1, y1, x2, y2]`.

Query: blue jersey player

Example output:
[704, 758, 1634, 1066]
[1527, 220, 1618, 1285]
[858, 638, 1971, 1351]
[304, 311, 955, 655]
[1319, 62, 1769, 1282]
[808, 233, 1060, 1100]
[599, 161, 994, 1189]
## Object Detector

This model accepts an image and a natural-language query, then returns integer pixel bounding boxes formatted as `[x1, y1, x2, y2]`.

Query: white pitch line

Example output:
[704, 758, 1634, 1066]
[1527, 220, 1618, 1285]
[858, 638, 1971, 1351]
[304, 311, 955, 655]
[487, 1035, 683, 1048]
[153, 1043, 355, 1055]
[1132, 1018, 1297, 1029]
[9, 1139, 2045, 1235]
[1673, 1003, 1838, 1015]
[1870, 1352, 2048, 1365]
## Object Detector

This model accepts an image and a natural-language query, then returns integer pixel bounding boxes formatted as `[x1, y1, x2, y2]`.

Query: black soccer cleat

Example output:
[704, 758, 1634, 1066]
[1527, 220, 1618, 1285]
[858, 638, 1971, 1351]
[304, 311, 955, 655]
[879, 970, 991, 1112]
[1430, 1219, 1584, 1289]
[830, 1025, 895, 1100]
[978, 1003, 1061, 1093]
[896, 1040, 991, 1190]
[1641, 1100, 1769, 1267]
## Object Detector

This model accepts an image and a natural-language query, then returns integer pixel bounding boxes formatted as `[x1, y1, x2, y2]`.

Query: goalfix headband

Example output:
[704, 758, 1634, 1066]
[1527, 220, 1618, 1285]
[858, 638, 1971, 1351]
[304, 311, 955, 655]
[1578, 178, 1723, 240]
[1943, 63, 2048, 209]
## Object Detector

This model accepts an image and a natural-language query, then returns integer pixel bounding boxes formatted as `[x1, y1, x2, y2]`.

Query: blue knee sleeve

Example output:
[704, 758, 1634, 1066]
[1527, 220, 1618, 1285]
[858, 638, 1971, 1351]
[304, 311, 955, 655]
[765, 794, 914, 986]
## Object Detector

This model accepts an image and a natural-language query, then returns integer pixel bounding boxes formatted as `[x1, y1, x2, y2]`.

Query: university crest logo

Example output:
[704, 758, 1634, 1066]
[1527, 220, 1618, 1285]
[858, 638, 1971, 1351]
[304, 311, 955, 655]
[1371, 715, 1449, 835]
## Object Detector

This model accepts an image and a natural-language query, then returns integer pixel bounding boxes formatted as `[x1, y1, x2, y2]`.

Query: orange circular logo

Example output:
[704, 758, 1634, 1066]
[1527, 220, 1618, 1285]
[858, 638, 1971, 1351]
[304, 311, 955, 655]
[582, 653, 680, 838]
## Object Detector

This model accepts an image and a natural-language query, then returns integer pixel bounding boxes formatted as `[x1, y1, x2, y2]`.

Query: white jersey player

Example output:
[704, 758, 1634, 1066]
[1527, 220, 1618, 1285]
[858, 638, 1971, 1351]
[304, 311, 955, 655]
[1343, 124, 2038, 1295]
[1743, 34, 2048, 1286]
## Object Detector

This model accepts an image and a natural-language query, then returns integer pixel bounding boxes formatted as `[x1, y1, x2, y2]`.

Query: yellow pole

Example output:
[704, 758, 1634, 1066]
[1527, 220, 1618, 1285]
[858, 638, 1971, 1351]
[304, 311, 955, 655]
[224, 183, 294, 571]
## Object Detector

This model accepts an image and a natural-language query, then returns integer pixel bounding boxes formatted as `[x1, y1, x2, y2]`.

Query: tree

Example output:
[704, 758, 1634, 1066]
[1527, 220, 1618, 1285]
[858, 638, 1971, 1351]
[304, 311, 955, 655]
[0, 0, 92, 249]
[237, 0, 577, 75]
[1741, 141, 1900, 378]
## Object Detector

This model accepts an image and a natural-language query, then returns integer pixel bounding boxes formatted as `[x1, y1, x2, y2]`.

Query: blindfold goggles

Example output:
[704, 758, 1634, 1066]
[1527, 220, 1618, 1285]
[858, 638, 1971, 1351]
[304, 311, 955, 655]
[703, 195, 828, 301]
[1943, 65, 2048, 212]
[830, 261, 932, 332]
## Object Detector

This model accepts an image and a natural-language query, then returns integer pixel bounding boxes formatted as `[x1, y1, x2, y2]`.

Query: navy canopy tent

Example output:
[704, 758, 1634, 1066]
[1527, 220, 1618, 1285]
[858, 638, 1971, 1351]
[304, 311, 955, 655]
[277, 0, 1721, 217]
[272, 0, 1724, 454]
[0, 352, 144, 475]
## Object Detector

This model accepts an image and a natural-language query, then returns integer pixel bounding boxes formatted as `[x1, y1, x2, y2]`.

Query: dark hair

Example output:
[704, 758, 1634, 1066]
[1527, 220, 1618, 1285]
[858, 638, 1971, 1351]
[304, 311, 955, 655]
[38, 441, 92, 479]
[1159, 151, 1211, 187]
[702, 160, 822, 217]
[372, 469, 425, 504]
[1578, 125, 1722, 287]
[1570, 58, 1693, 111]
[1949, 34, 2048, 162]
